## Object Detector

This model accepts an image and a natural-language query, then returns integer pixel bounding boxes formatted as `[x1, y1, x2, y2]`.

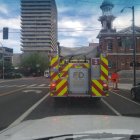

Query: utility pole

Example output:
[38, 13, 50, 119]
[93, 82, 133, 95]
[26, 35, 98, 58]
[121, 6, 136, 86]
[132, 6, 136, 86]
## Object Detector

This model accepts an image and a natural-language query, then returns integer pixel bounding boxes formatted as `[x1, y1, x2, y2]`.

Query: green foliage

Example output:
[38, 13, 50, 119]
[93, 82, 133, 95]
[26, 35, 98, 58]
[21, 53, 49, 76]
[0, 60, 13, 73]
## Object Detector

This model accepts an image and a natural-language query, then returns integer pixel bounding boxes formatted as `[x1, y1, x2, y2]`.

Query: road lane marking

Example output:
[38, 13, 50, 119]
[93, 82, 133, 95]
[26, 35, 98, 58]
[102, 99, 122, 116]
[8, 92, 50, 128]
[38, 84, 46, 87]
[0, 87, 28, 97]
[26, 86, 49, 89]
[23, 90, 42, 94]
[17, 85, 26, 87]
[27, 84, 37, 87]
[111, 91, 140, 106]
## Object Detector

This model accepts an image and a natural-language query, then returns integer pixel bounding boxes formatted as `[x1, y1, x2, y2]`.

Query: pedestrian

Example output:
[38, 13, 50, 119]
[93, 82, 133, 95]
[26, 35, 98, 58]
[111, 71, 119, 90]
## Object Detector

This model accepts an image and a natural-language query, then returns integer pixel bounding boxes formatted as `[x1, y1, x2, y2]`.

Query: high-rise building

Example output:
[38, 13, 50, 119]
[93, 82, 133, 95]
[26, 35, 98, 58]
[21, 0, 57, 54]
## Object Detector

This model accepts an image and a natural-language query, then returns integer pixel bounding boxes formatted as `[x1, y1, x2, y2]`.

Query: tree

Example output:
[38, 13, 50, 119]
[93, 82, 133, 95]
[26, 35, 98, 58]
[21, 53, 49, 76]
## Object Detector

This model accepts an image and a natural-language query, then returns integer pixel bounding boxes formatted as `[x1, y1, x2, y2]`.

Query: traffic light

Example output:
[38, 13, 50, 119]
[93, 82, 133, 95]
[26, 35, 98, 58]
[3, 27, 9, 39]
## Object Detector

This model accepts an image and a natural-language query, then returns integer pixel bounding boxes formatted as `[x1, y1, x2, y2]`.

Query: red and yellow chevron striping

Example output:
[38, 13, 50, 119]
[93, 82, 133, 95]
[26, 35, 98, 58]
[100, 54, 108, 81]
[52, 79, 68, 97]
[91, 80, 107, 96]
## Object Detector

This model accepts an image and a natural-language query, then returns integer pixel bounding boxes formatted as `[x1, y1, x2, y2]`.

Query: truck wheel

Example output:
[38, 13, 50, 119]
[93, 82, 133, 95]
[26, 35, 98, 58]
[95, 97, 101, 101]
[91, 97, 101, 101]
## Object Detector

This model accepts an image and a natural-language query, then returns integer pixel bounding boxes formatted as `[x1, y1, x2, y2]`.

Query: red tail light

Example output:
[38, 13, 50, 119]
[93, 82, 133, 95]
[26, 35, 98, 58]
[50, 82, 56, 90]
[103, 83, 108, 90]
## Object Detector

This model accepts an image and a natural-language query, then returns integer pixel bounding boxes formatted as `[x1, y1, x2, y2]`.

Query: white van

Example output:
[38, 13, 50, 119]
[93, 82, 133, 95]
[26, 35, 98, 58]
[44, 70, 50, 78]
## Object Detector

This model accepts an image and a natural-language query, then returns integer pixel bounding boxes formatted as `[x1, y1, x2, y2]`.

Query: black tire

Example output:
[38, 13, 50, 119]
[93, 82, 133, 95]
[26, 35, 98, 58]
[91, 97, 101, 101]
[95, 97, 101, 101]
[131, 89, 137, 100]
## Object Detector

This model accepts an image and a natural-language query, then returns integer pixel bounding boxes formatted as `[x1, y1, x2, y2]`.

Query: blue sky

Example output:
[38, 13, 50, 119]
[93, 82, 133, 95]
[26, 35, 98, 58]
[0, 0, 140, 53]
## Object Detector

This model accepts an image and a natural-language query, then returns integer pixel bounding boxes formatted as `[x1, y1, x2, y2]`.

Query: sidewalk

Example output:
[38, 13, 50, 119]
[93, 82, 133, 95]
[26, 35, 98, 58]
[109, 83, 133, 90]
[118, 83, 133, 90]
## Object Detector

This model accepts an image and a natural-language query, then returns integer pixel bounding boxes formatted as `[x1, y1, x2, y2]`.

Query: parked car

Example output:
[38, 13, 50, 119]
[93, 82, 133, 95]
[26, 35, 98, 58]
[4, 72, 23, 79]
[131, 83, 140, 100]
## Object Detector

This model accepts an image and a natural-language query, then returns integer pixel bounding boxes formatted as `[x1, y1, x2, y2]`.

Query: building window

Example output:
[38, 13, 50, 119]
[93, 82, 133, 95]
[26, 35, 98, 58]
[107, 40, 113, 50]
[120, 37, 133, 50]
[117, 37, 122, 47]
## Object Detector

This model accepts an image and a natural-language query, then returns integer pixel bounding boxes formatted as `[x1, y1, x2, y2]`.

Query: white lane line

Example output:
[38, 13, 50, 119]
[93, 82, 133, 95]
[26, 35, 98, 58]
[16, 85, 26, 87]
[111, 91, 140, 106]
[8, 93, 50, 128]
[38, 84, 46, 87]
[28, 84, 37, 87]
[102, 99, 122, 116]
[26, 87, 49, 89]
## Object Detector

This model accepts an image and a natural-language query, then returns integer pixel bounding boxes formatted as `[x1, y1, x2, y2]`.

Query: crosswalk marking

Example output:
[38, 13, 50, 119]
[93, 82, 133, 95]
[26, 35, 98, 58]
[0, 84, 48, 88]
[38, 84, 46, 87]
[27, 84, 37, 87]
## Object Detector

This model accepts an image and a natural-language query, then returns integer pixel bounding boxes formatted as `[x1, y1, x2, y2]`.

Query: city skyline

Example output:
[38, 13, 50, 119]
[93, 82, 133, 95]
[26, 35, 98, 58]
[0, 0, 140, 53]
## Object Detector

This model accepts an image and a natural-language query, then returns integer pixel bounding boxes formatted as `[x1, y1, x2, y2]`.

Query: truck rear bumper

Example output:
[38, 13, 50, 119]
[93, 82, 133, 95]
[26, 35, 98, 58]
[50, 93, 109, 98]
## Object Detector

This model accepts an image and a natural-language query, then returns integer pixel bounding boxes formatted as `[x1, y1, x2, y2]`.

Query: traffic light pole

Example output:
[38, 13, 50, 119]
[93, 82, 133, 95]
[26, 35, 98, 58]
[0, 43, 4, 79]
[132, 6, 136, 86]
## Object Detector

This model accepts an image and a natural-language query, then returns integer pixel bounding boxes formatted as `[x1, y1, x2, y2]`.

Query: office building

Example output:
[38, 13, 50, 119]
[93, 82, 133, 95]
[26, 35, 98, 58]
[21, 0, 57, 54]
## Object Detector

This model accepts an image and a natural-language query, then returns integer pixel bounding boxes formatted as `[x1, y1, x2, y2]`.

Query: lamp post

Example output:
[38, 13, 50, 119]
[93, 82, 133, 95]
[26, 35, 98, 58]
[121, 6, 136, 86]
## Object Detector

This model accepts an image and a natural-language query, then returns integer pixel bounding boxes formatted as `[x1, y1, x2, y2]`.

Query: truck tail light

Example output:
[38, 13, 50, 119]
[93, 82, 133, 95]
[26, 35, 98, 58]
[50, 82, 56, 91]
[103, 83, 108, 91]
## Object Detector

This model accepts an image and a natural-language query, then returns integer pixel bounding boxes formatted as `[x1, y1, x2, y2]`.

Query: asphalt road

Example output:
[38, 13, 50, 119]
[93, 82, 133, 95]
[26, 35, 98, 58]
[0, 77, 140, 132]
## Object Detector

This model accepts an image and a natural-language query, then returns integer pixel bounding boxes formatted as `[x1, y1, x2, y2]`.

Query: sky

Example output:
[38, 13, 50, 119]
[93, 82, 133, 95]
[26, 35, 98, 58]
[0, 0, 140, 53]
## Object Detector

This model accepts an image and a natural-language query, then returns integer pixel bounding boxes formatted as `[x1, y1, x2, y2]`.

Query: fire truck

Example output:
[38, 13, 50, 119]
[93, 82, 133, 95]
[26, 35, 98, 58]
[50, 53, 109, 100]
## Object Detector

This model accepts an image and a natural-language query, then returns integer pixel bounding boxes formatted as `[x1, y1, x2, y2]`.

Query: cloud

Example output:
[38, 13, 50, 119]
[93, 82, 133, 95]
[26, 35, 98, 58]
[0, 16, 20, 30]
[0, 39, 21, 53]
[0, 4, 9, 15]
[58, 13, 101, 47]
[59, 38, 78, 48]
[58, 6, 72, 14]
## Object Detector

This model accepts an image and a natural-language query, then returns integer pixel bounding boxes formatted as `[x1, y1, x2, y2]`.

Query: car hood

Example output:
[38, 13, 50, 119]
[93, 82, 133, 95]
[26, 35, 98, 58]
[0, 115, 140, 140]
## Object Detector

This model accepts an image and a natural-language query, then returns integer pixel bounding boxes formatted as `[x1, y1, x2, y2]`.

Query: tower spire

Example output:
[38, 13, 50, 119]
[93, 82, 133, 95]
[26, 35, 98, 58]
[99, 0, 116, 32]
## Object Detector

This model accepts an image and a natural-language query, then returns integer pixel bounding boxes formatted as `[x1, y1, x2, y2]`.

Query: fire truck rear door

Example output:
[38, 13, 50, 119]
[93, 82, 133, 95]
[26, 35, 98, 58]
[68, 68, 89, 94]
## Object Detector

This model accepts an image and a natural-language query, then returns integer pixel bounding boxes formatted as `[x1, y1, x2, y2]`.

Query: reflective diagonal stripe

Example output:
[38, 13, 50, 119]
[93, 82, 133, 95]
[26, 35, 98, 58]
[92, 86, 102, 96]
[50, 72, 59, 81]
[94, 80, 103, 91]
[56, 80, 67, 96]
[101, 55, 108, 66]
[56, 79, 66, 90]
[51, 61, 58, 68]
[101, 66, 108, 77]
[91, 80, 106, 96]
[61, 65, 69, 71]
[51, 56, 59, 69]
[58, 85, 67, 96]
[100, 55, 108, 81]
[101, 71, 108, 81]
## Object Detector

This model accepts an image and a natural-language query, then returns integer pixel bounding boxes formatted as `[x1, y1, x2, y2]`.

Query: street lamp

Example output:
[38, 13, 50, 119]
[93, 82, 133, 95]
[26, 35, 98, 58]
[121, 6, 136, 86]
[0, 43, 4, 79]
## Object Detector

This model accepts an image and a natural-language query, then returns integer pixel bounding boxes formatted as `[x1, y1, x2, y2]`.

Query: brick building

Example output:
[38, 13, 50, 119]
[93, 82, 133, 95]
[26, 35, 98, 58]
[97, 0, 140, 74]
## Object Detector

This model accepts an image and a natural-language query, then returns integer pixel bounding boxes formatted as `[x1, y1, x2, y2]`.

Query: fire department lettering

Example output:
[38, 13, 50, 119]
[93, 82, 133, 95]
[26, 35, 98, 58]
[73, 72, 84, 79]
